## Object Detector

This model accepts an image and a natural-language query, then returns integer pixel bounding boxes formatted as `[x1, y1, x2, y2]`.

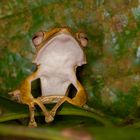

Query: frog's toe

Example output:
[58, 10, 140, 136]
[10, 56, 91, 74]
[45, 115, 54, 123]
[8, 89, 21, 103]
[28, 121, 37, 128]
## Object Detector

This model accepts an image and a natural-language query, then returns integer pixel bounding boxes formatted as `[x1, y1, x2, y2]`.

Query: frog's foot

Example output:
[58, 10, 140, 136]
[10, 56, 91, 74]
[8, 89, 21, 103]
[45, 115, 54, 123]
[28, 121, 37, 128]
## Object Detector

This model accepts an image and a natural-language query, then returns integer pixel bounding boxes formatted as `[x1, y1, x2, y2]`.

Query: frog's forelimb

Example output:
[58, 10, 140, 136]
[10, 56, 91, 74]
[9, 70, 53, 127]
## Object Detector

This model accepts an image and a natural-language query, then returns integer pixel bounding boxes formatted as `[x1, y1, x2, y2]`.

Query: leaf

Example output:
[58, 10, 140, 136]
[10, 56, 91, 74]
[0, 124, 140, 140]
[0, 124, 70, 140]
[0, 96, 113, 127]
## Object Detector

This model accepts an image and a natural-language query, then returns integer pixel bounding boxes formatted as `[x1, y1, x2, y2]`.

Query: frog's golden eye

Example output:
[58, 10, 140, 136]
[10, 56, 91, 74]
[76, 32, 88, 47]
[32, 31, 44, 47]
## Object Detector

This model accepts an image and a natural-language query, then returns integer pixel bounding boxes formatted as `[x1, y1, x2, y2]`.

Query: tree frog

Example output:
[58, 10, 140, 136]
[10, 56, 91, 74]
[9, 27, 88, 127]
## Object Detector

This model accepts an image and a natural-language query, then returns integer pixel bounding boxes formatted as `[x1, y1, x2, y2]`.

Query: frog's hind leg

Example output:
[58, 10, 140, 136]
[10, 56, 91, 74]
[28, 102, 37, 127]
[50, 79, 87, 117]
[33, 99, 54, 123]
[28, 99, 54, 127]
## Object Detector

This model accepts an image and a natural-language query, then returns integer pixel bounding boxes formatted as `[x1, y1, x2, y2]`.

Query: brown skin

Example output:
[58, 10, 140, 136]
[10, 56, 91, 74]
[9, 27, 88, 127]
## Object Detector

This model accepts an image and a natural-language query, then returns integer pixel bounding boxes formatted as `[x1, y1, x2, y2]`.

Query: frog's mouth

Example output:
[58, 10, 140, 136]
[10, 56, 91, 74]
[36, 28, 80, 51]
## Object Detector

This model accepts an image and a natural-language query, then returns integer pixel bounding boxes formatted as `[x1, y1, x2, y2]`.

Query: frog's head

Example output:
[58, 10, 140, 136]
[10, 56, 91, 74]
[32, 27, 88, 52]
[32, 27, 88, 65]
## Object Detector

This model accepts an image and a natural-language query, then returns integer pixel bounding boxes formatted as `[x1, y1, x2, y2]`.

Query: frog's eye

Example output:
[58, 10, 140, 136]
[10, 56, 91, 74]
[76, 32, 88, 47]
[32, 31, 44, 47]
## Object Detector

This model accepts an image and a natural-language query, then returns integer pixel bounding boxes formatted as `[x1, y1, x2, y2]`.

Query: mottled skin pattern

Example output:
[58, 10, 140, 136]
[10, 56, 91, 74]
[9, 27, 88, 127]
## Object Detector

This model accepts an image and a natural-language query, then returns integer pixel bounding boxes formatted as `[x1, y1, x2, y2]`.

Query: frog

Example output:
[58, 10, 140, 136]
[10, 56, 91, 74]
[9, 27, 88, 127]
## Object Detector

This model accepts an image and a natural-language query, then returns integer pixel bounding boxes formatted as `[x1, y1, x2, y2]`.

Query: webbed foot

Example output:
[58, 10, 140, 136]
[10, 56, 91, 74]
[28, 121, 37, 128]
[45, 115, 54, 123]
[8, 89, 21, 103]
